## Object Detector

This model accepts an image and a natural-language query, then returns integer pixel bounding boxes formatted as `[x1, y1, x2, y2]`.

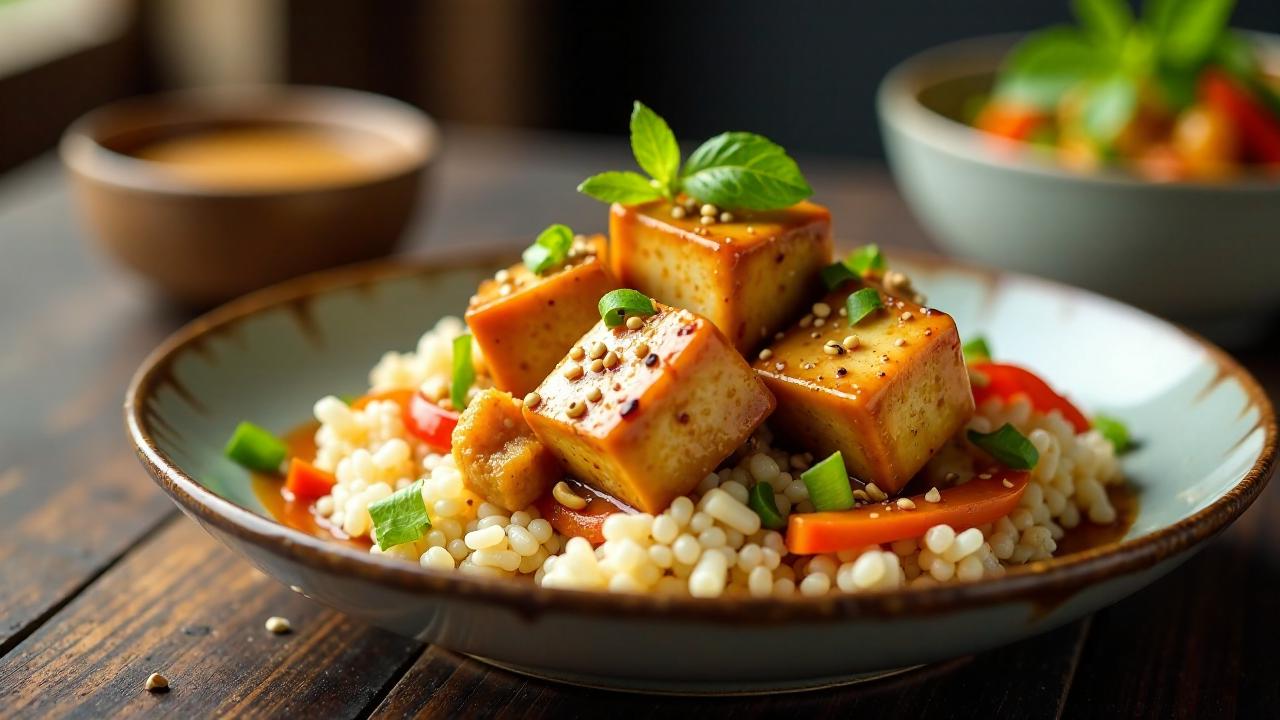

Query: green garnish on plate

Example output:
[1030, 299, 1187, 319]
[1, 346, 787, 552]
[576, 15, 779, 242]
[369, 479, 431, 550]
[968, 423, 1040, 470]
[598, 289, 657, 328]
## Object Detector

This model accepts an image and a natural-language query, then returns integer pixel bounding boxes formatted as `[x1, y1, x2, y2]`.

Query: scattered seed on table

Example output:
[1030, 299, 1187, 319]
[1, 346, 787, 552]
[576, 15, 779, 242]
[145, 673, 169, 692]
[265, 616, 292, 634]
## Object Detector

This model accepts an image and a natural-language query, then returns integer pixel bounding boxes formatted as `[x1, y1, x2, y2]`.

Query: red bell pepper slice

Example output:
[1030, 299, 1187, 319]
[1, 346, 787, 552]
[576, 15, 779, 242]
[350, 389, 459, 452]
[1200, 69, 1280, 165]
[970, 362, 1090, 433]
[284, 457, 336, 501]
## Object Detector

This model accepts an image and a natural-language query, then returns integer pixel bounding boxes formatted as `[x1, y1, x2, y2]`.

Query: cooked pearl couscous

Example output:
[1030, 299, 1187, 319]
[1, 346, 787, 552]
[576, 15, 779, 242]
[297, 317, 1124, 598]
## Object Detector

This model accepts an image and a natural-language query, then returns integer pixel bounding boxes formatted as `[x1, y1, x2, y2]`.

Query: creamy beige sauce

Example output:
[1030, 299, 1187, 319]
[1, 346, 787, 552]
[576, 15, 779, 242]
[132, 124, 404, 189]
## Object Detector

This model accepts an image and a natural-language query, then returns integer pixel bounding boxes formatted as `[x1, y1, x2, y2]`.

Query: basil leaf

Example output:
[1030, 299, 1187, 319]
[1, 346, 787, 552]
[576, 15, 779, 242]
[522, 223, 575, 274]
[845, 287, 883, 325]
[630, 101, 681, 194]
[368, 479, 430, 550]
[1146, 0, 1234, 68]
[1081, 75, 1138, 144]
[846, 244, 886, 276]
[598, 289, 656, 328]
[962, 336, 992, 364]
[578, 171, 664, 205]
[680, 132, 812, 210]
[968, 424, 1040, 470]
[1092, 414, 1132, 453]
[451, 334, 474, 410]
[997, 27, 1114, 108]
[820, 262, 857, 291]
[1072, 0, 1133, 47]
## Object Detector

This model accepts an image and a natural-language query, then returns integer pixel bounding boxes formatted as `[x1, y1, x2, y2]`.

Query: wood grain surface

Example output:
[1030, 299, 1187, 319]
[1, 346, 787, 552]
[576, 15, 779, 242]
[0, 127, 1275, 719]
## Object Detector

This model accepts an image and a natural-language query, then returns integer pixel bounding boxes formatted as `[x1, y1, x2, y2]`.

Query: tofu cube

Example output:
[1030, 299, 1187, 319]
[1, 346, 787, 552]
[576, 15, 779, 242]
[523, 302, 775, 513]
[465, 234, 618, 396]
[452, 388, 563, 511]
[752, 281, 973, 495]
[609, 200, 832, 354]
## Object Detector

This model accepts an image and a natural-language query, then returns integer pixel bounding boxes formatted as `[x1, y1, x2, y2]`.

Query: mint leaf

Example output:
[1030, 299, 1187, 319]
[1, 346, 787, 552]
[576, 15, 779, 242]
[1146, 0, 1234, 68]
[577, 171, 663, 204]
[368, 479, 430, 550]
[630, 101, 680, 194]
[997, 26, 1114, 108]
[681, 132, 812, 210]
[1073, 0, 1133, 47]
[1081, 75, 1138, 144]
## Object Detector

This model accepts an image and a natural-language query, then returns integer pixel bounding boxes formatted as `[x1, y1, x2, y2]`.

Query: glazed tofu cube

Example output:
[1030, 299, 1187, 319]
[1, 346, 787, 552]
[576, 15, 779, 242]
[452, 388, 563, 511]
[523, 302, 775, 513]
[752, 281, 973, 495]
[466, 234, 618, 396]
[609, 200, 832, 354]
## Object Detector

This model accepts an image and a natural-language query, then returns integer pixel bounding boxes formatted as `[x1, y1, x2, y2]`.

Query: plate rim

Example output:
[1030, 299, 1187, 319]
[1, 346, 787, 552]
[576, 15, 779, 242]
[124, 241, 1277, 623]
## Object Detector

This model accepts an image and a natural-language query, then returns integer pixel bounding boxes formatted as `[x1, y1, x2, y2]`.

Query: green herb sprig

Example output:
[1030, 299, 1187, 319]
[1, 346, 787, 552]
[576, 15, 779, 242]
[522, 224, 575, 275]
[996, 0, 1240, 147]
[968, 423, 1040, 470]
[578, 101, 812, 211]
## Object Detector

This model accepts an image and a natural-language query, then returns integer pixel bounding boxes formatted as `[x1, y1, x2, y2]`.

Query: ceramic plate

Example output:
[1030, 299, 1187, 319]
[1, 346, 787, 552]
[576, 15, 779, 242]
[125, 244, 1275, 694]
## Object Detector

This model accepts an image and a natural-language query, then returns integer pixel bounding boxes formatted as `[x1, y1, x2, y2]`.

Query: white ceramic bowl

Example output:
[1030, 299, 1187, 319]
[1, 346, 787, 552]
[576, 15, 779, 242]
[878, 34, 1280, 342]
[125, 245, 1275, 694]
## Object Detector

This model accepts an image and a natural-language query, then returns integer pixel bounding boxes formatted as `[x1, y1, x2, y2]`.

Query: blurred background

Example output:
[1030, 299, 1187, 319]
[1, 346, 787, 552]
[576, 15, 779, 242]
[6, 0, 1280, 174]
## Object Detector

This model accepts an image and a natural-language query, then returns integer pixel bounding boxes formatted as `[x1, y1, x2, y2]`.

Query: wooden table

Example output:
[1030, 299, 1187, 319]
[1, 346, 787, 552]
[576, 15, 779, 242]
[0, 127, 1276, 719]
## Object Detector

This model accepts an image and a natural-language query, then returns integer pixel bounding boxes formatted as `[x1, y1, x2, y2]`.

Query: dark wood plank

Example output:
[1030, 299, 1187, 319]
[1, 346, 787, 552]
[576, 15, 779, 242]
[0, 518, 424, 719]
[370, 620, 1088, 720]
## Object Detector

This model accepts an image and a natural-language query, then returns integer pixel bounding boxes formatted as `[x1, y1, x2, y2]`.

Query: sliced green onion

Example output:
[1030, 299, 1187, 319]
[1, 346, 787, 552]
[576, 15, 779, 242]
[800, 451, 855, 512]
[962, 336, 992, 364]
[845, 287, 883, 326]
[368, 479, 430, 550]
[967, 423, 1039, 470]
[1092, 414, 1132, 453]
[522, 223, 575, 274]
[598, 289, 656, 328]
[224, 421, 288, 473]
[748, 482, 786, 530]
[451, 334, 474, 410]
[846, 244, 886, 276]
[820, 262, 858, 291]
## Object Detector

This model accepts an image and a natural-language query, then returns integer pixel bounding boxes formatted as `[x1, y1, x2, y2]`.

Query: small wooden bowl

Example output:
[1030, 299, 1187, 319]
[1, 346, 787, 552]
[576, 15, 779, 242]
[61, 86, 437, 306]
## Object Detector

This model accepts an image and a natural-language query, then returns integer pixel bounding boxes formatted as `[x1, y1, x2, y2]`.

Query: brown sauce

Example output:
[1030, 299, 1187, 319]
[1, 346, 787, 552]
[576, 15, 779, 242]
[131, 123, 405, 189]
[250, 421, 371, 551]
[1054, 483, 1139, 555]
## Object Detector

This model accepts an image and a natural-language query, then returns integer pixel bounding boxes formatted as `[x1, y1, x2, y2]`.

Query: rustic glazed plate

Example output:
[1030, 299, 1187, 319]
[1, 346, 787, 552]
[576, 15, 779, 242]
[125, 244, 1275, 694]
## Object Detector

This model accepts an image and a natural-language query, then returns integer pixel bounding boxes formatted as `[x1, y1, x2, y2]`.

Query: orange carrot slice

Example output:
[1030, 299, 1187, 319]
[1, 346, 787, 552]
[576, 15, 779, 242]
[786, 470, 1029, 554]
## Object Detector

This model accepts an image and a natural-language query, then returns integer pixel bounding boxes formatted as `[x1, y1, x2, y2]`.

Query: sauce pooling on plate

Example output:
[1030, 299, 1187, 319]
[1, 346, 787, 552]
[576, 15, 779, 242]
[132, 124, 406, 189]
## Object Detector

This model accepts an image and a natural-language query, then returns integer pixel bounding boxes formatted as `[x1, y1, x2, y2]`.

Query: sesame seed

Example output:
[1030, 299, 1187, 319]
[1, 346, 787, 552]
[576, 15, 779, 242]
[569, 346, 585, 361]
[925, 487, 942, 503]
[979, 473, 992, 480]
[634, 342, 650, 358]
[869, 512, 880, 519]
[746, 225, 756, 234]
[495, 269, 511, 283]
[498, 284, 513, 296]
[699, 215, 715, 225]
[896, 498, 916, 510]
[900, 311, 914, 321]
[812, 302, 832, 318]
[265, 616, 292, 634]
[809, 331, 821, 339]
[589, 359, 605, 373]
[814, 318, 826, 328]
[802, 361, 816, 370]
[894, 338, 906, 347]
[603, 350, 619, 369]
[566, 400, 586, 418]
[671, 205, 687, 219]
[523, 392, 541, 409]
[145, 673, 169, 692]
[838, 307, 848, 317]
[720, 211, 734, 223]
[852, 489, 869, 502]
[799, 314, 814, 328]
[775, 361, 786, 371]
[626, 316, 644, 330]
[822, 341, 844, 356]
[842, 335, 860, 350]
[588, 342, 607, 360]
[700, 203, 718, 217]
[758, 348, 773, 361]
[836, 367, 848, 377]
[865, 482, 888, 502]
[563, 363, 584, 380]
[1002, 479, 1015, 489]
[945, 472, 960, 482]
[586, 387, 603, 402]
[924, 328, 933, 336]
[644, 353, 659, 367]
